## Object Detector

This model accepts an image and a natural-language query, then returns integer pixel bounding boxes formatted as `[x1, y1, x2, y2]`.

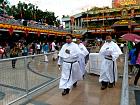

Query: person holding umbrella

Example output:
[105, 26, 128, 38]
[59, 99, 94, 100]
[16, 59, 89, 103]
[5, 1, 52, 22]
[121, 33, 140, 86]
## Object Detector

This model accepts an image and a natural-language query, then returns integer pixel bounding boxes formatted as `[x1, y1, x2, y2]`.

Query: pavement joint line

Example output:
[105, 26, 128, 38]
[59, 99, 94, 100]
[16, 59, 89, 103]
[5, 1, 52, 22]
[27, 61, 55, 79]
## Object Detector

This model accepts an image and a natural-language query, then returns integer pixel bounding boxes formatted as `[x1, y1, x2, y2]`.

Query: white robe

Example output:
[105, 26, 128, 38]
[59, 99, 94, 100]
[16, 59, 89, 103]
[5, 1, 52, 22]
[51, 42, 58, 60]
[78, 43, 89, 75]
[99, 41, 122, 83]
[58, 42, 83, 89]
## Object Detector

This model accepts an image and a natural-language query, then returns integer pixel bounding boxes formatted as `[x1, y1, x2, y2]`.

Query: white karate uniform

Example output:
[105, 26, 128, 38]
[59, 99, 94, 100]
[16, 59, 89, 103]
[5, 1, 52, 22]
[58, 42, 83, 89]
[99, 41, 122, 83]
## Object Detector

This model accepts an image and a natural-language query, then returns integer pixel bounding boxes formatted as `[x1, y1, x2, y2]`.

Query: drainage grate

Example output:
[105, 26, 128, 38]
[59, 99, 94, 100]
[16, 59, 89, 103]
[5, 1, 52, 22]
[134, 90, 140, 105]
[0, 91, 5, 100]
[21, 100, 51, 105]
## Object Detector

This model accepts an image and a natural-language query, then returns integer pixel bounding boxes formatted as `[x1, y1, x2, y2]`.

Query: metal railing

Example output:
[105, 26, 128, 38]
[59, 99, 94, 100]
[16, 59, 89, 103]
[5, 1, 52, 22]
[120, 51, 129, 105]
[0, 53, 60, 105]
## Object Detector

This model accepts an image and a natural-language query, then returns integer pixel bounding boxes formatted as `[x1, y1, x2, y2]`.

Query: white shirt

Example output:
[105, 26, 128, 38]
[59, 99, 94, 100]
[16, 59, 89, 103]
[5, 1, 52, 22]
[120, 43, 124, 47]
[51, 42, 56, 51]
[78, 43, 89, 56]
[99, 41, 122, 61]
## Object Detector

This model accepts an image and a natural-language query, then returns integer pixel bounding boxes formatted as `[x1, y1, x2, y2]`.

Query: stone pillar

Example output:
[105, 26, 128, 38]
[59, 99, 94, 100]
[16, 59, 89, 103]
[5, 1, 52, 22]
[74, 19, 76, 30]
[69, 21, 71, 30]
[81, 18, 83, 28]
[78, 18, 80, 29]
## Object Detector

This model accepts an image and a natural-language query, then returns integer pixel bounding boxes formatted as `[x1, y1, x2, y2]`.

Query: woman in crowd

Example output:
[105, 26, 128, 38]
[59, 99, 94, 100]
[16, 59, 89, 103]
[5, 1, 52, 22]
[10, 43, 20, 68]
[43, 42, 49, 62]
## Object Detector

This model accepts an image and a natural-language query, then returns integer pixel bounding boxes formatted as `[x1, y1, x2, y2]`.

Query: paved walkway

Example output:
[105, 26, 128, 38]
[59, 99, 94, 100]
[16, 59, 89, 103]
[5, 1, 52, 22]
[129, 70, 140, 105]
[24, 55, 125, 105]
[29, 74, 122, 105]
[1, 53, 138, 105]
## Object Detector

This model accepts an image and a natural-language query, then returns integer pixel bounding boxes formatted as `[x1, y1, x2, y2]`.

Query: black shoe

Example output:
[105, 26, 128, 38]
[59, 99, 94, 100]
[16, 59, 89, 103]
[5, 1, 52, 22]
[101, 81, 108, 90]
[53, 58, 55, 61]
[101, 85, 107, 90]
[134, 83, 137, 86]
[62, 89, 67, 96]
[66, 88, 70, 93]
[83, 75, 85, 79]
[134, 80, 137, 86]
[108, 83, 114, 88]
[62, 88, 69, 96]
[12, 66, 15, 68]
[73, 82, 77, 88]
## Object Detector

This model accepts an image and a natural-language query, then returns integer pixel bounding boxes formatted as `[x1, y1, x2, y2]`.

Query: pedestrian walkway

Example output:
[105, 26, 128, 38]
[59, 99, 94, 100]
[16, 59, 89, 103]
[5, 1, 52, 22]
[1, 53, 138, 105]
[129, 72, 140, 105]
[23, 56, 125, 105]
[24, 74, 122, 105]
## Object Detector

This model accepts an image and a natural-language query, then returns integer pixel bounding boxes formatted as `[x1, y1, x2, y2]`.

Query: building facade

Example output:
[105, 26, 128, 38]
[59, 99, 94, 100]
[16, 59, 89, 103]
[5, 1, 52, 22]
[62, 4, 140, 40]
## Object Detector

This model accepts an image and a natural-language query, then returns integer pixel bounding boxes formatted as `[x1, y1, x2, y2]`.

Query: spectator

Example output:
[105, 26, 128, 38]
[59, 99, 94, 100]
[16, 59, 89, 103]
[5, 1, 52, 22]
[133, 42, 140, 86]
[10, 44, 19, 68]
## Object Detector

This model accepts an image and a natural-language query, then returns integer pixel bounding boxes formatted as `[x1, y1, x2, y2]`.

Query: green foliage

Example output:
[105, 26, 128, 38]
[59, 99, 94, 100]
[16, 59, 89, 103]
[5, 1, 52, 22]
[5, 1, 60, 26]
[0, 0, 4, 4]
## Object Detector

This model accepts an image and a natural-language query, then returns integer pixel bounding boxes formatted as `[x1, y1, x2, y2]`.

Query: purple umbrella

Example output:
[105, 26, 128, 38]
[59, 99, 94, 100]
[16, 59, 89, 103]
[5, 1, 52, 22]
[121, 33, 140, 43]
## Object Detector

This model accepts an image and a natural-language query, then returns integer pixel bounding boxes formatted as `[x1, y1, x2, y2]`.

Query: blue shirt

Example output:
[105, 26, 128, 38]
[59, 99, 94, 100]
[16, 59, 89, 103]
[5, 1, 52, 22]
[43, 44, 49, 53]
[129, 48, 136, 65]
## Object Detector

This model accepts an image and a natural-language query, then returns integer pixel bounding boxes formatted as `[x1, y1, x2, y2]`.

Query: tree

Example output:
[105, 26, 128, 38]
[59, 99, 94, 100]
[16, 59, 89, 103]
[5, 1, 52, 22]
[0, 0, 4, 4]
[5, 1, 60, 26]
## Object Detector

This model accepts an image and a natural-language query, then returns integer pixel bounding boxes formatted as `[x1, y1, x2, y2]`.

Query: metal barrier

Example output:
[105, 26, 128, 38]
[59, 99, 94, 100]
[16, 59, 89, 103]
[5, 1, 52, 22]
[120, 51, 129, 105]
[0, 53, 60, 105]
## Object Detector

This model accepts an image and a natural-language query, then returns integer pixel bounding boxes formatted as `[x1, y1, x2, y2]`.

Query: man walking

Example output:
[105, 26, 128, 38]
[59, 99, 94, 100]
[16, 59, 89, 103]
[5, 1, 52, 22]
[77, 38, 89, 78]
[58, 34, 83, 96]
[99, 35, 122, 90]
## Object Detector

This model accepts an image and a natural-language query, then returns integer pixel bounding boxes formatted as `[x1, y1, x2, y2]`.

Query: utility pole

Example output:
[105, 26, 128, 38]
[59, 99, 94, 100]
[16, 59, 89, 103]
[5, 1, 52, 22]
[103, 7, 105, 27]
[86, 9, 89, 32]
[128, 4, 132, 33]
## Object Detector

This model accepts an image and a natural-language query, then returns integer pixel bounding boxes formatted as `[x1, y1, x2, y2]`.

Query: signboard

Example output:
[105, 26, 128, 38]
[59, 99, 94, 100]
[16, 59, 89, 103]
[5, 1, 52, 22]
[114, 0, 137, 7]
[120, 0, 136, 6]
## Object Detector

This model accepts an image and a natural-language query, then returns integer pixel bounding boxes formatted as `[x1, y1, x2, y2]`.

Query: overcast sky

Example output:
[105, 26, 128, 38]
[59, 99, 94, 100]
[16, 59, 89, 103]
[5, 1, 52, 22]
[8, 0, 112, 19]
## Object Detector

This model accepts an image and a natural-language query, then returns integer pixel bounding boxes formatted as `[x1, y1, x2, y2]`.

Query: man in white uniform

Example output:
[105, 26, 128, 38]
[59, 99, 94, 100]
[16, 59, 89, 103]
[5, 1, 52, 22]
[58, 34, 83, 96]
[77, 39, 89, 77]
[51, 41, 56, 52]
[51, 41, 58, 61]
[99, 35, 122, 90]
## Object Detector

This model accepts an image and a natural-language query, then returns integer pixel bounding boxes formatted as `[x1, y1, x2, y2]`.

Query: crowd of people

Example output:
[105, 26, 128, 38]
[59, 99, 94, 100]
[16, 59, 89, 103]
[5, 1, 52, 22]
[0, 33, 139, 96]
[57, 34, 140, 96]
[0, 40, 62, 68]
